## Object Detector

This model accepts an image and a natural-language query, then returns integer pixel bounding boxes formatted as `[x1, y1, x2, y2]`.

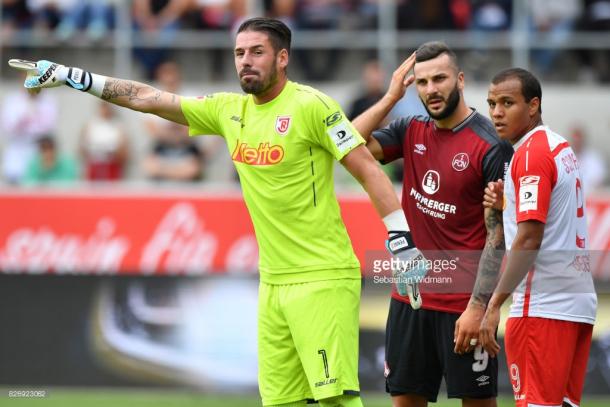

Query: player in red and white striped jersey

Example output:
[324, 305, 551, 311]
[480, 68, 597, 407]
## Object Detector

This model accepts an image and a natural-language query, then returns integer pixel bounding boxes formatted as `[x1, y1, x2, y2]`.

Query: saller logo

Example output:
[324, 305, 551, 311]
[325, 111, 342, 127]
[39, 63, 57, 84]
[231, 140, 284, 165]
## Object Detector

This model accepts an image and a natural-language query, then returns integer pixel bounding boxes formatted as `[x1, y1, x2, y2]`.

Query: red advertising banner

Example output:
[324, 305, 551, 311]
[1, 189, 609, 277]
[0, 189, 386, 275]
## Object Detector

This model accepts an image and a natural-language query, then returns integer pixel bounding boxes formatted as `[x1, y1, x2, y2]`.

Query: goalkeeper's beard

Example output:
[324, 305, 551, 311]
[239, 60, 279, 95]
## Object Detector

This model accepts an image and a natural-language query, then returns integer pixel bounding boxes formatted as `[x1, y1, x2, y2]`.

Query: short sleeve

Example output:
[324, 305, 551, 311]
[372, 117, 413, 164]
[180, 94, 227, 137]
[309, 95, 365, 161]
[482, 140, 513, 185]
[512, 147, 556, 224]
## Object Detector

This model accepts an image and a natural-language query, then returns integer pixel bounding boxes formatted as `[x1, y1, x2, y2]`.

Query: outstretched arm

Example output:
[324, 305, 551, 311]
[100, 78, 186, 124]
[8, 59, 187, 125]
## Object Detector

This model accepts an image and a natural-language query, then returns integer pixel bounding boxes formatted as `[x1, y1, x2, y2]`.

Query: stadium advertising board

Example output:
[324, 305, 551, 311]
[1, 190, 610, 278]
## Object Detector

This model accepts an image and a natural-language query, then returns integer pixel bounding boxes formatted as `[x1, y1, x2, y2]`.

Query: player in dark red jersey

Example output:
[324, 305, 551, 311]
[353, 42, 513, 406]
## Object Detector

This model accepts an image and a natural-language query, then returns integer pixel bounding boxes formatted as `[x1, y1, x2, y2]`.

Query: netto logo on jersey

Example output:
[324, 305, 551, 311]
[231, 140, 285, 165]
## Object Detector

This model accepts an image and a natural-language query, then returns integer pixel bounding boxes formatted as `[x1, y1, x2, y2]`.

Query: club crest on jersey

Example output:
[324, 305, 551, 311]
[452, 153, 470, 171]
[275, 116, 291, 136]
[422, 170, 440, 195]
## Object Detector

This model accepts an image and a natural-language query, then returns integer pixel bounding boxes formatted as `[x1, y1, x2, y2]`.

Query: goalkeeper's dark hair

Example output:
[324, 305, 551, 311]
[491, 68, 542, 113]
[237, 17, 292, 55]
[415, 41, 459, 72]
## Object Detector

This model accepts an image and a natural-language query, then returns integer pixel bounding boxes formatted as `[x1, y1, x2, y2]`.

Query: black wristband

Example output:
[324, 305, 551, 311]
[387, 231, 415, 254]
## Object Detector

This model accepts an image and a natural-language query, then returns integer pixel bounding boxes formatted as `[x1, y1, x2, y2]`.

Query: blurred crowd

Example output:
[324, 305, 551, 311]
[0, 60, 226, 186]
[2, 0, 610, 81]
[1, 0, 609, 190]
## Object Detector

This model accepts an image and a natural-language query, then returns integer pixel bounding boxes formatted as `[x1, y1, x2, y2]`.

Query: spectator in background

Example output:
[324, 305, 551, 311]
[132, 0, 191, 79]
[184, 0, 247, 80]
[25, 0, 78, 32]
[347, 59, 386, 120]
[1, 83, 58, 184]
[293, 0, 345, 81]
[396, 0, 461, 30]
[466, 0, 511, 80]
[528, 0, 582, 79]
[2, 0, 33, 36]
[55, 0, 116, 41]
[570, 125, 607, 196]
[347, 59, 407, 182]
[143, 61, 204, 181]
[79, 102, 129, 181]
[577, 0, 610, 82]
[23, 135, 79, 185]
[470, 0, 510, 31]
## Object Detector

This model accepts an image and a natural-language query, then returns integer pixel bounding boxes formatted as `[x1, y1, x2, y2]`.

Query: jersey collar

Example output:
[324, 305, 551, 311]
[512, 125, 546, 151]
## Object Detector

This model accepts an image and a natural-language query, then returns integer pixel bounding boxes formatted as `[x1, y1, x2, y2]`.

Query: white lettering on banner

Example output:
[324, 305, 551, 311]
[0, 218, 129, 274]
[225, 235, 259, 273]
[140, 203, 218, 274]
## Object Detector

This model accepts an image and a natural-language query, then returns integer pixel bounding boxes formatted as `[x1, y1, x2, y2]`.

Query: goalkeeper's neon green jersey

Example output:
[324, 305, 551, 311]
[181, 81, 364, 284]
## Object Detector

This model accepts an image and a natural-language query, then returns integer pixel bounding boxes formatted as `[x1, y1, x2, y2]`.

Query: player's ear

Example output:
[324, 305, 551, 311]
[457, 71, 465, 91]
[277, 49, 289, 70]
[528, 97, 540, 117]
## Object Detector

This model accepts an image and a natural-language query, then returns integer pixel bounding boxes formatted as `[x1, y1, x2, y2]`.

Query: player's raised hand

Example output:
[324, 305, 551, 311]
[386, 231, 428, 309]
[385, 52, 416, 103]
[483, 179, 504, 210]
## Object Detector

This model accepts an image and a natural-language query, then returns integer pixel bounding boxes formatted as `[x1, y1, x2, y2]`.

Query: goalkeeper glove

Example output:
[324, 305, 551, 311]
[386, 231, 428, 309]
[8, 59, 104, 96]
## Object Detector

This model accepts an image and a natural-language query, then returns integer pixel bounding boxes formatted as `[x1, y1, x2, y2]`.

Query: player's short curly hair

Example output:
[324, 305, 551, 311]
[237, 17, 292, 55]
[491, 67, 543, 113]
[415, 41, 459, 72]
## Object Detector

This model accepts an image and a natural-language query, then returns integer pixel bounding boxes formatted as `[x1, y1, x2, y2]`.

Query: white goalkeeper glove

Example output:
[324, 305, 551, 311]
[8, 59, 104, 96]
[386, 231, 428, 309]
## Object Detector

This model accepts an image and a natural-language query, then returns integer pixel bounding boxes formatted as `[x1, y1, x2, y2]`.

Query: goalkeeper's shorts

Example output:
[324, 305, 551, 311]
[258, 277, 361, 406]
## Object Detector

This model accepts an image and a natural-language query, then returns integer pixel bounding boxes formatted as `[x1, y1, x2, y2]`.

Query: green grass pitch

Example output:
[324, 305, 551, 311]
[1, 390, 609, 407]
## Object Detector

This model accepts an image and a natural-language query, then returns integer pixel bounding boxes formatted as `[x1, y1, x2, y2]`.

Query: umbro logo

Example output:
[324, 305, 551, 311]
[414, 144, 426, 155]
[476, 374, 490, 386]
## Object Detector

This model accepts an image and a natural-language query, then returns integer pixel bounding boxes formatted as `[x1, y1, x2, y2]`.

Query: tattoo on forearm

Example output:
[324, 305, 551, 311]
[101, 79, 162, 103]
[471, 208, 505, 307]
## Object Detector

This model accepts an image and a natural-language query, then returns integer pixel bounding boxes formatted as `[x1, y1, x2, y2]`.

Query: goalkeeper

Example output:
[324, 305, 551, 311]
[9, 17, 426, 407]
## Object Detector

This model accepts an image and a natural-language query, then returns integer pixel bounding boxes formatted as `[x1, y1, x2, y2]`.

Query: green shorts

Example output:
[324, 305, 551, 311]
[258, 278, 361, 405]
